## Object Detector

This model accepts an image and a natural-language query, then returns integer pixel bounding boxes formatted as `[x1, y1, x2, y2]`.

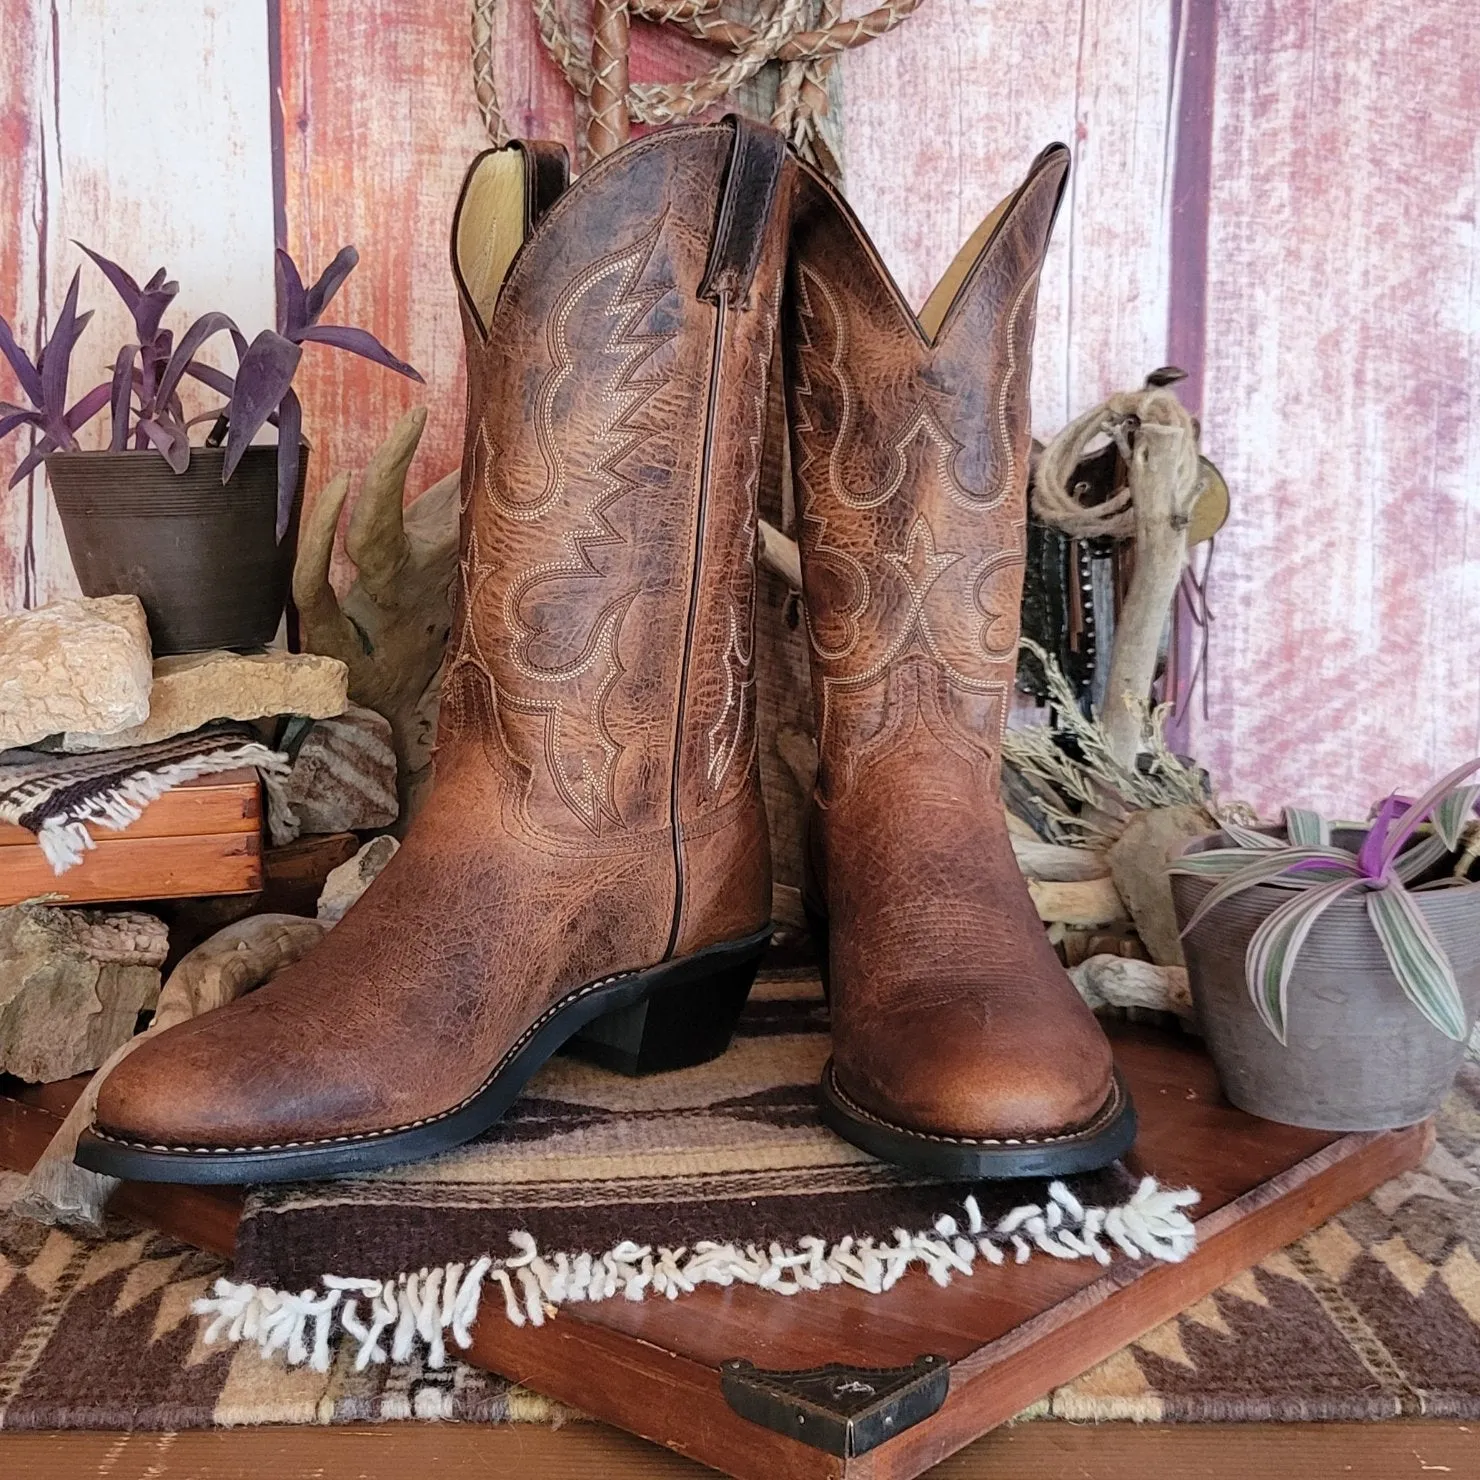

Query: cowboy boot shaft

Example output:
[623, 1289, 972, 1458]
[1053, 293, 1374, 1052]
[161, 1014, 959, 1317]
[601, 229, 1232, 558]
[445, 124, 782, 954]
[787, 152, 1065, 802]
[784, 147, 1134, 1172]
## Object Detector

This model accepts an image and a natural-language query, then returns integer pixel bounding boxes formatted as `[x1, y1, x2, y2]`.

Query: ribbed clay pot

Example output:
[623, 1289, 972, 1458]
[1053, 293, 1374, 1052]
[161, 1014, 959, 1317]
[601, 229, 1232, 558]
[1171, 829, 1480, 1131]
[46, 446, 305, 656]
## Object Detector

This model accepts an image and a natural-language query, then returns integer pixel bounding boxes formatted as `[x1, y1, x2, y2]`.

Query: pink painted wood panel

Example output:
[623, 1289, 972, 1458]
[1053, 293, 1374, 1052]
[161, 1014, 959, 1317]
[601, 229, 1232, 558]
[843, 0, 1178, 433]
[1191, 0, 1480, 816]
[0, 0, 45, 611]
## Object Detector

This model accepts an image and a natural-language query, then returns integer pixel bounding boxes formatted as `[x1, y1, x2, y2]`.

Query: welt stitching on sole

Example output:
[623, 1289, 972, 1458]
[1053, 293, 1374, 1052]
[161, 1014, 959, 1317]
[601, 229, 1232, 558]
[90, 968, 642, 1157]
[825, 1063, 1126, 1148]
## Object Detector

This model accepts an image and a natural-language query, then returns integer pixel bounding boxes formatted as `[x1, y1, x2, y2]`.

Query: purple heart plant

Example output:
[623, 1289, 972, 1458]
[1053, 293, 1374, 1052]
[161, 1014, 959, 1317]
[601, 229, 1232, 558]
[0, 244, 421, 539]
[1170, 759, 1480, 1045]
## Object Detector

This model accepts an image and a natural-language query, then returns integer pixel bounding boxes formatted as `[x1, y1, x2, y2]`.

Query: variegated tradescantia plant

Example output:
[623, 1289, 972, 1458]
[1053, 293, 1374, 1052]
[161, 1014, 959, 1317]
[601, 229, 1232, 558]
[1171, 759, 1480, 1046]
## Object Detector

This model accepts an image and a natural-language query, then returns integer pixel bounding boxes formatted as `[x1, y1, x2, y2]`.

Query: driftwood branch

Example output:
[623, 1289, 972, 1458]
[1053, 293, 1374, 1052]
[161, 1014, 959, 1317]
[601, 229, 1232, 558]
[1034, 387, 1202, 766]
[293, 407, 459, 824]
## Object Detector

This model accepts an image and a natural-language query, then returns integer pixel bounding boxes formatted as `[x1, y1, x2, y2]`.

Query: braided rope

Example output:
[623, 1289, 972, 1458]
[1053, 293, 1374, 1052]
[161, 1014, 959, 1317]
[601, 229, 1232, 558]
[471, 0, 507, 142]
[471, 0, 913, 151]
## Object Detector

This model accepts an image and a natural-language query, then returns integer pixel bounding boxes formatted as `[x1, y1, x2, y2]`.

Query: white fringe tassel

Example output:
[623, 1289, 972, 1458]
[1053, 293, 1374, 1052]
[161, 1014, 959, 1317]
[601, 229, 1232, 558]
[35, 744, 289, 874]
[193, 1177, 1200, 1373]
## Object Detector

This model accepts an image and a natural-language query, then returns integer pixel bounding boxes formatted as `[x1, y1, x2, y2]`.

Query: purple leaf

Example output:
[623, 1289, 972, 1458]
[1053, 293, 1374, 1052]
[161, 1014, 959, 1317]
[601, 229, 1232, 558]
[134, 283, 179, 344]
[0, 312, 44, 407]
[302, 245, 359, 327]
[156, 311, 241, 409]
[76, 243, 141, 309]
[276, 248, 308, 338]
[64, 381, 111, 432]
[8, 434, 61, 488]
[109, 344, 138, 451]
[1380, 759, 1480, 873]
[0, 408, 42, 441]
[38, 272, 90, 442]
[299, 323, 423, 381]
[1358, 795, 1407, 879]
[137, 415, 190, 473]
[223, 328, 301, 482]
[274, 386, 302, 541]
[184, 360, 235, 398]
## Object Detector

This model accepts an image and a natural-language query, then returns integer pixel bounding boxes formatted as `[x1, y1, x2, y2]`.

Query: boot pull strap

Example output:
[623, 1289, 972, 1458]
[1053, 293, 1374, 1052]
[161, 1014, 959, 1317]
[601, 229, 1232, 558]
[699, 116, 787, 307]
[523, 141, 570, 232]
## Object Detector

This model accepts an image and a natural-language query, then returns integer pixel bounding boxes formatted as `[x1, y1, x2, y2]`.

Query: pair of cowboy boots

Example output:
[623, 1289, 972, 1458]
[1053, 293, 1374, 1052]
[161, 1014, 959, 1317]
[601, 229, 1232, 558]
[79, 119, 1134, 1188]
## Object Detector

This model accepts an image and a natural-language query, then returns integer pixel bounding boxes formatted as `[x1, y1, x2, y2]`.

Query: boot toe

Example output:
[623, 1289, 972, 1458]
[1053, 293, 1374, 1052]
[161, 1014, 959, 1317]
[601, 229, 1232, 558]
[93, 995, 382, 1151]
[832, 997, 1117, 1143]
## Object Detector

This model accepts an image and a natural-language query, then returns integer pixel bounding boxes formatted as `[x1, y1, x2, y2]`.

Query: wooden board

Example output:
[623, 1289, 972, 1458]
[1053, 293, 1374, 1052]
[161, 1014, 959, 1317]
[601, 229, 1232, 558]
[4, 1417, 1479, 1480]
[0, 769, 262, 905]
[0, 1022, 1429, 1480]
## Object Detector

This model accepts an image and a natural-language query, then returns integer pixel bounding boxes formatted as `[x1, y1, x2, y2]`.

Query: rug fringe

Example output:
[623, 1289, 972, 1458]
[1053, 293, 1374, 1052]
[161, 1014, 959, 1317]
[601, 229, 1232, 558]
[193, 1177, 1200, 1373]
[35, 743, 289, 873]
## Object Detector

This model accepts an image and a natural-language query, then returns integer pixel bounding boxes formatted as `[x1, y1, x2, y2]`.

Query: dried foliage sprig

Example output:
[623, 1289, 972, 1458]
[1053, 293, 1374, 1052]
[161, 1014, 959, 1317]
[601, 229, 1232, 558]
[1003, 639, 1210, 843]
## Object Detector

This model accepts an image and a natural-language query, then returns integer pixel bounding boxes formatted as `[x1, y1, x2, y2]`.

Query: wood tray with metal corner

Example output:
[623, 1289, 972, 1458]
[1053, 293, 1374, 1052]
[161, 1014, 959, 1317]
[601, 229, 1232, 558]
[0, 1020, 1432, 1480]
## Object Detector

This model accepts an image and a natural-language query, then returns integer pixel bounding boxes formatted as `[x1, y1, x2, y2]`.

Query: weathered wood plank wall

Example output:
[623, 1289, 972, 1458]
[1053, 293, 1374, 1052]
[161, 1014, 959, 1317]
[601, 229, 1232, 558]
[1195, 0, 1480, 816]
[2, 1, 277, 609]
[1, 0, 1476, 819]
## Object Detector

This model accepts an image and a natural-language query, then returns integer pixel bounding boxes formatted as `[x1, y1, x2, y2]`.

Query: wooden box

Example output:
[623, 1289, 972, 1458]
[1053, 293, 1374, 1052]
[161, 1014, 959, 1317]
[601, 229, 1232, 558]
[0, 767, 263, 906]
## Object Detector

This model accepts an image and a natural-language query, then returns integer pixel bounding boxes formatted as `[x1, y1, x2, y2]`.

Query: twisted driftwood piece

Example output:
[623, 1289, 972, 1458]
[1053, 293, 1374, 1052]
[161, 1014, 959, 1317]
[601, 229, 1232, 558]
[14, 914, 326, 1231]
[293, 407, 460, 824]
[472, 0, 909, 162]
[1033, 386, 1203, 767]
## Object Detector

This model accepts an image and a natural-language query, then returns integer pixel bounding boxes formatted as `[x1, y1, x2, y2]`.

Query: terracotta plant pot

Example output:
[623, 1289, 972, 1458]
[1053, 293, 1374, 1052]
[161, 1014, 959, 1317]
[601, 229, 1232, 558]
[1170, 829, 1480, 1131]
[46, 446, 305, 657]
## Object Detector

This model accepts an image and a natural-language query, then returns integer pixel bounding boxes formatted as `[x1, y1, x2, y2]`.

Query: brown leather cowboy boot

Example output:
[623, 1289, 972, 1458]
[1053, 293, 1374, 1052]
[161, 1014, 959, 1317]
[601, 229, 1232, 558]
[784, 145, 1136, 1178]
[78, 117, 789, 1184]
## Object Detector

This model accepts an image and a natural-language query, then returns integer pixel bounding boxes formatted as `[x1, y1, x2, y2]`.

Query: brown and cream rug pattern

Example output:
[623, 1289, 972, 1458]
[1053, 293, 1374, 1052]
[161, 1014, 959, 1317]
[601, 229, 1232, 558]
[3, 1060, 1480, 1429]
[202, 967, 1197, 1370]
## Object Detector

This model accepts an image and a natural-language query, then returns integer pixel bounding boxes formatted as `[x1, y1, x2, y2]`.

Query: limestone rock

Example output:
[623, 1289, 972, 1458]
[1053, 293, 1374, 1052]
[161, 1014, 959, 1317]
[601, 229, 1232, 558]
[1107, 804, 1215, 966]
[0, 904, 167, 1082]
[64, 650, 348, 751]
[1070, 953, 1194, 1023]
[0, 596, 153, 749]
[272, 704, 399, 842]
[317, 835, 400, 925]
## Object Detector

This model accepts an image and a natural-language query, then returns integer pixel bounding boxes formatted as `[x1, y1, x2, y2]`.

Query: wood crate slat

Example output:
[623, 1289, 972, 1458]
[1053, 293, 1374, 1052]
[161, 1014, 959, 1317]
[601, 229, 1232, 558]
[0, 829, 261, 906]
[0, 768, 261, 847]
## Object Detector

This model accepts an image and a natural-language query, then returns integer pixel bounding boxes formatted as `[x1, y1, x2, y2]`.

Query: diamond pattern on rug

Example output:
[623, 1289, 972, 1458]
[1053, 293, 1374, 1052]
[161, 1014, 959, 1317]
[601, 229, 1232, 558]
[3, 1067, 1480, 1428]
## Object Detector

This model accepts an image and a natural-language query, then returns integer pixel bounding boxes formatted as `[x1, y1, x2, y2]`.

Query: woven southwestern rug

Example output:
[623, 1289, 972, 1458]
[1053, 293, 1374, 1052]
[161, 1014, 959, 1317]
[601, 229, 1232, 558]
[199, 966, 1198, 1370]
[0, 723, 286, 873]
[4, 1063, 1480, 1429]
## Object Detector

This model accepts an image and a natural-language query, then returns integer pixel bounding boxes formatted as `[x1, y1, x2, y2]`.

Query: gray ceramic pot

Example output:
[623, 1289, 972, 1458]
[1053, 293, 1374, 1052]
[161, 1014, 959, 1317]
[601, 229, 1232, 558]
[1170, 829, 1480, 1131]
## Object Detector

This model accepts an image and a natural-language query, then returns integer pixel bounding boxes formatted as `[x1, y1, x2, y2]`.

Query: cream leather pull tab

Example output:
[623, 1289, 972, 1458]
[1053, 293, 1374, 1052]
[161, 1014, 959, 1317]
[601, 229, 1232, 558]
[452, 140, 570, 337]
[700, 116, 787, 306]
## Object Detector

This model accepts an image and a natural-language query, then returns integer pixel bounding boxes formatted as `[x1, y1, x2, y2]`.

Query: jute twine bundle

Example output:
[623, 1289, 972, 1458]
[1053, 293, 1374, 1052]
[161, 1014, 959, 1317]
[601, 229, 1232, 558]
[471, 0, 918, 160]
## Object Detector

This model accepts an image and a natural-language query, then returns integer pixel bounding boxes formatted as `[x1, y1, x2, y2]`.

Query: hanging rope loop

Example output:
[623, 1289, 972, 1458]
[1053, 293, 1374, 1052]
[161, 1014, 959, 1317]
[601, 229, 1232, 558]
[471, 0, 917, 159]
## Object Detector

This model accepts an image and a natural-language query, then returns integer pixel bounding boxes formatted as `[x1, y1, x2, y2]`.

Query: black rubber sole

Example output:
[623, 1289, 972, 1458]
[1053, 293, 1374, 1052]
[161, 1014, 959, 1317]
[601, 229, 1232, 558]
[74, 926, 772, 1186]
[818, 1059, 1139, 1180]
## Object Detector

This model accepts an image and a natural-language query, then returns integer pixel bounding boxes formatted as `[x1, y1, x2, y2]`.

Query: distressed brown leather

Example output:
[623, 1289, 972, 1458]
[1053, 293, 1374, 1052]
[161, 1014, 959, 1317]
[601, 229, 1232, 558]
[784, 145, 1120, 1143]
[92, 120, 786, 1153]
